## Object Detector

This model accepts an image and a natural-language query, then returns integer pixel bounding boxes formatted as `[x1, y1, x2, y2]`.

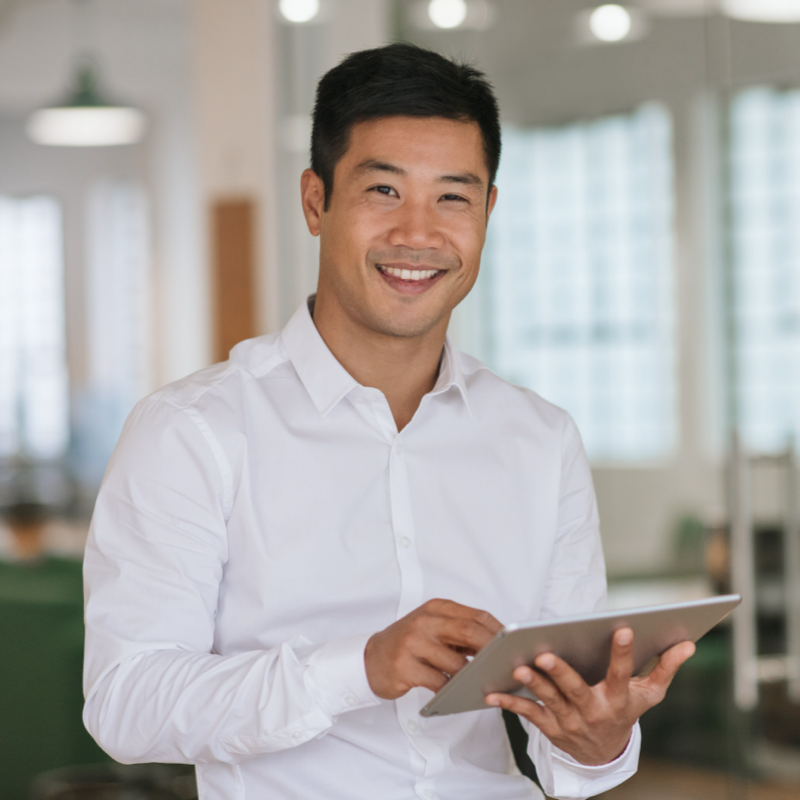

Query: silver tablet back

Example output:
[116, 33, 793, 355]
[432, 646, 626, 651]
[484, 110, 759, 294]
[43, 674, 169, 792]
[420, 594, 741, 717]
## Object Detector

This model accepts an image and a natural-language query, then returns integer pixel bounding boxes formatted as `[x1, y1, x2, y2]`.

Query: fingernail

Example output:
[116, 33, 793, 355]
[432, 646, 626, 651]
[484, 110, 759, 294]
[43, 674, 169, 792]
[515, 666, 533, 682]
[617, 629, 632, 646]
[485, 695, 500, 706]
[536, 654, 555, 671]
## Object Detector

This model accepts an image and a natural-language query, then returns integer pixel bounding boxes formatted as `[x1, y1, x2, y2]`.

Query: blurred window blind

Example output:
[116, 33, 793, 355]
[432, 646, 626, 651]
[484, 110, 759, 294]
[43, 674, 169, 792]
[482, 104, 676, 461]
[730, 87, 800, 453]
[0, 196, 69, 460]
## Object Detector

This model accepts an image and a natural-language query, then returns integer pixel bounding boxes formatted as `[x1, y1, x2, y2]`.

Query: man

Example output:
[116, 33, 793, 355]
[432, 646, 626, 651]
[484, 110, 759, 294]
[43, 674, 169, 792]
[83, 44, 693, 800]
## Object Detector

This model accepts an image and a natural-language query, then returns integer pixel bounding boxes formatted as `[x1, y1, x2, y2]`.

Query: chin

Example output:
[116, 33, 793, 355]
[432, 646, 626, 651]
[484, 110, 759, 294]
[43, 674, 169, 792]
[369, 309, 444, 340]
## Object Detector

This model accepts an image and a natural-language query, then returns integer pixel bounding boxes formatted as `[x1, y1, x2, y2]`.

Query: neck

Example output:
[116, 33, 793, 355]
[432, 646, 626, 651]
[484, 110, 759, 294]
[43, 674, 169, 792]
[311, 296, 448, 432]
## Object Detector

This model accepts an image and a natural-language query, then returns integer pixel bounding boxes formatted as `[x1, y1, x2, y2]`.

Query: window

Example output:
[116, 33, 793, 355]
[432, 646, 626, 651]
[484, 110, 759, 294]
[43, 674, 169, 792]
[730, 86, 800, 453]
[0, 196, 69, 460]
[481, 104, 676, 461]
[72, 178, 152, 484]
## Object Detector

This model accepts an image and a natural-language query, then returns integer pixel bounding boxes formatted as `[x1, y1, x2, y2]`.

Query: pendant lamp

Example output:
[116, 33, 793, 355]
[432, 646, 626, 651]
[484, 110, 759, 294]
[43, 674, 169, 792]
[26, 60, 146, 147]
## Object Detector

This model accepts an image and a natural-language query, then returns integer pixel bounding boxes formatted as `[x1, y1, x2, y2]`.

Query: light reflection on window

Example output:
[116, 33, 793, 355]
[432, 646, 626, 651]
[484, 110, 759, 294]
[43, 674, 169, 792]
[0, 196, 69, 460]
[482, 104, 676, 461]
[71, 178, 152, 486]
[730, 86, 800, 454]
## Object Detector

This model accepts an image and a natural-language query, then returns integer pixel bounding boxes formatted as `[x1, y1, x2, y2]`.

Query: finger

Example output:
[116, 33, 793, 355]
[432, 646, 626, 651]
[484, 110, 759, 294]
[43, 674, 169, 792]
[643, 640, 696, 690]
[605, 627, 635, 695]
[410, 661, 453, 694]
[512, 665, 569, 712]
[417, 641, 470, 677]
[532, 652, 592, 706]
[484, 692, 551, 730]
[435, 616, 500, 654]
[423, 599, 504, 636]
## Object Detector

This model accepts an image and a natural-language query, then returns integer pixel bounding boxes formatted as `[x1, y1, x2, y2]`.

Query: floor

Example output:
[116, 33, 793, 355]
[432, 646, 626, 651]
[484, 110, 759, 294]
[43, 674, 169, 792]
[595, 759, 800, 800]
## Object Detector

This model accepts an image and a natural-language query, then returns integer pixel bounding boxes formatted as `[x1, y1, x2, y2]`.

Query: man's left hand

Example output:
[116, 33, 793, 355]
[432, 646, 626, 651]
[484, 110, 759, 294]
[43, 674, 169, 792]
[485, 628, 695, 766]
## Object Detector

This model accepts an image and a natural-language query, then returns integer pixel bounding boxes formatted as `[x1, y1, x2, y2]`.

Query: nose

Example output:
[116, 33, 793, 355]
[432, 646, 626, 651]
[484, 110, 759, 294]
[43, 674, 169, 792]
[387, 196, 444, 250]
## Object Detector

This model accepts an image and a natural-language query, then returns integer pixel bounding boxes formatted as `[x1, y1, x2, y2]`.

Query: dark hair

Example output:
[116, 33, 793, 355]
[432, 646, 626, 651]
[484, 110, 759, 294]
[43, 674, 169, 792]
[311, 43, 501, 209]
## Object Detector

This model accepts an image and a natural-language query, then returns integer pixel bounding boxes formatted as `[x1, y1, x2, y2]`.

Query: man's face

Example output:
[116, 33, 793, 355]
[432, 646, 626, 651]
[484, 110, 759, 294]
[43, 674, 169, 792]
[303, 116, 497, 341]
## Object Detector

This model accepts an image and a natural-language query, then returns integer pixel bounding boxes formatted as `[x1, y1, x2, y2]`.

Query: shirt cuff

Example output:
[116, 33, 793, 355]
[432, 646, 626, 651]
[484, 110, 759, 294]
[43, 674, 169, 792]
[532, 721, 641, 800]
[301, 633, 382, 718]
[551, 721, 640, 772]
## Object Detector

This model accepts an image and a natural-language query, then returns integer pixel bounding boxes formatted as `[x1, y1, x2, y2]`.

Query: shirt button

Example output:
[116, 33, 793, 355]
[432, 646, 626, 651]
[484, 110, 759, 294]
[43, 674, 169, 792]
[399, 536, 411, 549]
[290, 729, 303, 740]
[345, 694, 358, 707]
[393, 440, 403, 456]
[406, 719, 419, 734]
[422, 790, 436, 800]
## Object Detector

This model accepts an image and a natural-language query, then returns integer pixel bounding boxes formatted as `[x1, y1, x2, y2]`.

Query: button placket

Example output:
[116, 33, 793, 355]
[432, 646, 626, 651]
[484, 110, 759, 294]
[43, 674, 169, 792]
[389, 438, 446, 785]
[397, 689, 447, 785]
[389, 437, 422, 620]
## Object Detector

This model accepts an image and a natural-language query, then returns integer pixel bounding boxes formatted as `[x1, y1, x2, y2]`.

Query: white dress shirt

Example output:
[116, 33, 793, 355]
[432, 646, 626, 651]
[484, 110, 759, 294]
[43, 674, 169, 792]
[83, 299, 640, 800]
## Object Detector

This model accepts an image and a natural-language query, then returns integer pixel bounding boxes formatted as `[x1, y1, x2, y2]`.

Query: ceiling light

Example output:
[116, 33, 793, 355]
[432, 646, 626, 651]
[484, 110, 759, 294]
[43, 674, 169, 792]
[589, 4, 633, 41]
[428, 0, 468, 29]
[722, 0, 800, 22]
[279, 0, 320, 23]
[26, 63, 145, 147]
[28, 107, 145, 147]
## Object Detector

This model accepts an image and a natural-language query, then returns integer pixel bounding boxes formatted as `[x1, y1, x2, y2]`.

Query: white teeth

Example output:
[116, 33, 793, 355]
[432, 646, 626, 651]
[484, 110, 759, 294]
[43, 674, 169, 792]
[378, 265, 440, 281]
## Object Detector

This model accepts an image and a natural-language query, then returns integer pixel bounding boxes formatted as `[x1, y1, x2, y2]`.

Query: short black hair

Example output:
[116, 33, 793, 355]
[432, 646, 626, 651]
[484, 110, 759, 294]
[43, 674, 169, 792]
[311, 43, 501, 209]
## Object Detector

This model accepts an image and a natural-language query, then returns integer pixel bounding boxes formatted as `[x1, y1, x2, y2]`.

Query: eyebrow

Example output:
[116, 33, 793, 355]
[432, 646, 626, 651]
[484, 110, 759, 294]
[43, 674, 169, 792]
[355, 159, 485, 188]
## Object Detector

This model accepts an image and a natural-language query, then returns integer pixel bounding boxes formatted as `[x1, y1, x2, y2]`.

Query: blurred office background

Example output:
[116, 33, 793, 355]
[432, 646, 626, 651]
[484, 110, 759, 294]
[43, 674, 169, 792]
[1, 0, 800, 797]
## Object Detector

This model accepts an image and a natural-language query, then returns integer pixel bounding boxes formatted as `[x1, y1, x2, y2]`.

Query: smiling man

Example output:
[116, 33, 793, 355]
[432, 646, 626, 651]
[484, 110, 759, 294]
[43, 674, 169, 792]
[83, 44, 692, 800]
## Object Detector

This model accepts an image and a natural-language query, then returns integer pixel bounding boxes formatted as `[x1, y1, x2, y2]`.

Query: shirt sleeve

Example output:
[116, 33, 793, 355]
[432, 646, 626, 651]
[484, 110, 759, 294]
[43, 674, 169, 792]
[82, 394, 380, 766]
[520, 413, 640, 799]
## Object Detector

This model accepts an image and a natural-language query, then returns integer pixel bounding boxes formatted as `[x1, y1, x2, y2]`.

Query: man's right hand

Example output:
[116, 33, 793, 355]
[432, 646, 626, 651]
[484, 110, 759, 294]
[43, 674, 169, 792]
[364, 598, 503, 700]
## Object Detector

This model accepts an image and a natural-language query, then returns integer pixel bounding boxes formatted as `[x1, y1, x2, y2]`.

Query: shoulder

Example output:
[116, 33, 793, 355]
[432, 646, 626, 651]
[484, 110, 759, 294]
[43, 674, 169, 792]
[142, 332, 287, 410]
[121, 332, 291, 439]
[457, 350, 576, 438]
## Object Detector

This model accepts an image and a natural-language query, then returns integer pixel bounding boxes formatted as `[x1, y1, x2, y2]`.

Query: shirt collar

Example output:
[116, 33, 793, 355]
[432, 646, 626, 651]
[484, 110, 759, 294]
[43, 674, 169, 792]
[281, 296, 472, 418]
[280, 297, 359, 417]
[432, 335, 473, 416]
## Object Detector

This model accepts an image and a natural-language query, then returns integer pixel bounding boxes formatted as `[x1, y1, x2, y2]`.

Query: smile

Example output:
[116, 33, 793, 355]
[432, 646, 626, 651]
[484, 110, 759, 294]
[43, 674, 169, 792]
[376, 265, 441, 281]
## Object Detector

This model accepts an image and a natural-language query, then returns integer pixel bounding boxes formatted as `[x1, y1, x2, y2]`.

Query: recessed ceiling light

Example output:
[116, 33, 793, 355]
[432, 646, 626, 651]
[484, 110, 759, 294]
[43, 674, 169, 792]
[589, 4, 633, 42]
[722, 0, 800, 23]
[428, 0, 468, 29]
[279, 0, 320, 24]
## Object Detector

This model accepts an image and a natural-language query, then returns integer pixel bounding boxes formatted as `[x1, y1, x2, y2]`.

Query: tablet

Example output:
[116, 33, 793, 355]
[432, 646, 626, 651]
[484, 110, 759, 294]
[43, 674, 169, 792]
[419, 593, 741, 717]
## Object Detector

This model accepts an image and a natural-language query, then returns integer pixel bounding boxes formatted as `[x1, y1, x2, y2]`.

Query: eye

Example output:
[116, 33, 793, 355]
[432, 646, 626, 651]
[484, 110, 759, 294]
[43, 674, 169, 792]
[441, 193, 468, 203]
[371, 185, 398, 197]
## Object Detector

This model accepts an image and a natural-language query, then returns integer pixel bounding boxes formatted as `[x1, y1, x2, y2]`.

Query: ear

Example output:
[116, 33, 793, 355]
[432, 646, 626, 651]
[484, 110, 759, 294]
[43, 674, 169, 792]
[301, 169, 326, 236]
[486, 184, 498, 222]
